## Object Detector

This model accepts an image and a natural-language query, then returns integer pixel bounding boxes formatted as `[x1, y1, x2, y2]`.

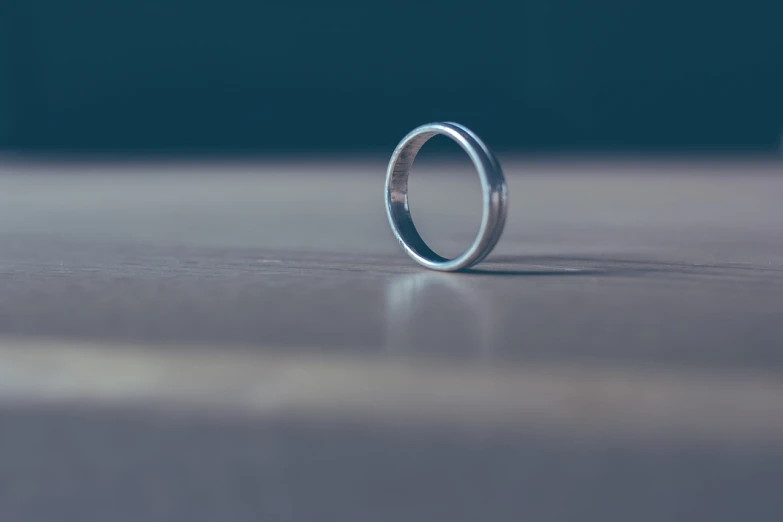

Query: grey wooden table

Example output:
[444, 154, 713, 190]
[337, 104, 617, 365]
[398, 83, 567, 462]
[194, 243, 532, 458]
[0, 157, 782, 521]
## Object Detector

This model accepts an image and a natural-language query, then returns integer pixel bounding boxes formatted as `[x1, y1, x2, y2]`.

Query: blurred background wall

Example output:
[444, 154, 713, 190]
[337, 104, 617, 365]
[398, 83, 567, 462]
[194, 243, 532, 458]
[1, 1, 781, 154]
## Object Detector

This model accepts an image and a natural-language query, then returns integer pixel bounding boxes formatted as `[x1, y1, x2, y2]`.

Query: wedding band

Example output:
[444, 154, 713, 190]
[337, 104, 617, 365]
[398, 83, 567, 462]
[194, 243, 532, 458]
[384, 122, 508, 271]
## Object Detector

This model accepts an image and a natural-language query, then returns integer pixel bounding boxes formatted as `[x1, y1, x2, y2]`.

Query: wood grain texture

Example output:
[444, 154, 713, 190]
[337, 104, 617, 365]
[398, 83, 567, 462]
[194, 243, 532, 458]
[0, 158, 782, 521]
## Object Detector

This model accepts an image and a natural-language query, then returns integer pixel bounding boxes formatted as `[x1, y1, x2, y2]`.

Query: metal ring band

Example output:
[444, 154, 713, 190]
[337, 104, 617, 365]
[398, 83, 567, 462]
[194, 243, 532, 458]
[384, 122, 508, 271]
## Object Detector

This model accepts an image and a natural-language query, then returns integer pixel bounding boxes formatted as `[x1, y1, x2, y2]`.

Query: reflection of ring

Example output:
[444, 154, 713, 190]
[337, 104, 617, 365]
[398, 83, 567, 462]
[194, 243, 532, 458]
[384, 122, 508, 271]
[385, 272, 495, 357]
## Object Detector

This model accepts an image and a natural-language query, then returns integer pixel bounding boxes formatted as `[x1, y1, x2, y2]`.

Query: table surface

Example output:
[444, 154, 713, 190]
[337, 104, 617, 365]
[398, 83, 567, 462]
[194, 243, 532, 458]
[1, 157, 782, 521]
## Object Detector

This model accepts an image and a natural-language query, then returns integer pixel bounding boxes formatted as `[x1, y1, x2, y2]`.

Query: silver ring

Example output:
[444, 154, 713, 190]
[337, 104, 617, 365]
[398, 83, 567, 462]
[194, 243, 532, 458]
[384, 122, 508, 271]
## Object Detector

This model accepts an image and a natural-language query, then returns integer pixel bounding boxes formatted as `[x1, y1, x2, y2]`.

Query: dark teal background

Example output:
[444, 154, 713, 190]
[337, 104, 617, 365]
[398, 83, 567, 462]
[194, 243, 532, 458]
[1, 1, 781, 153]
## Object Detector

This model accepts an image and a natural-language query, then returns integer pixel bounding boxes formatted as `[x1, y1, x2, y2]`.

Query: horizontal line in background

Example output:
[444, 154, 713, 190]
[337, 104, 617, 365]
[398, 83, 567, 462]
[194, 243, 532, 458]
[0, 337, 781, 447]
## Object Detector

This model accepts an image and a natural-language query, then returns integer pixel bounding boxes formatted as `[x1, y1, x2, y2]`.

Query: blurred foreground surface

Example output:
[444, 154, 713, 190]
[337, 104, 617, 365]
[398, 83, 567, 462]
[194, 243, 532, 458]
[0, 158, 782, 521]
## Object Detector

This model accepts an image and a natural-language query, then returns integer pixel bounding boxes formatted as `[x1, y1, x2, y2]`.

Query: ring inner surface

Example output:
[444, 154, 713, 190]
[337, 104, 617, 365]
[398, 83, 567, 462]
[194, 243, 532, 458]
[389, 130, 481, 264]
